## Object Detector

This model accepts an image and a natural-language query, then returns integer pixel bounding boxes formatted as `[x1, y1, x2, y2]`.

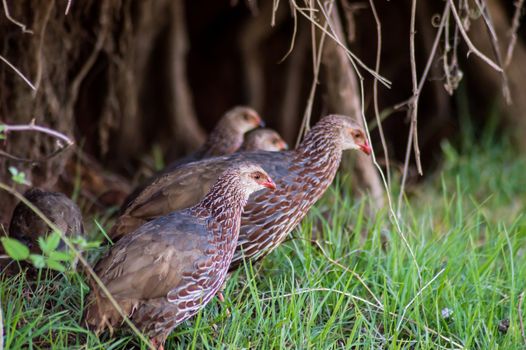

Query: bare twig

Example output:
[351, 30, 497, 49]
[0, 122, 74, 162]
[290, 0, 392, 88]
[505, 0, 525, 68]
[398, 0, 422, 214]
[295, 0, 331, 145]
[519, 291, 526, 345]
[448, 0, 503, 72]
[395, 3, 450, 109]
[33, 0, 54, 94]
[2, 0, 33, 34]
[65, 0, 73, 15]
[409, 0, 423, 177]
[0, 55, 36, 91]
[396, 2, 450, 213]
[0, 184, 155, 350]
[2, 122, 74, 146]
[279, 26, 308, 141]
[365, 0, 391, 188]
[474, 0, 511, 104]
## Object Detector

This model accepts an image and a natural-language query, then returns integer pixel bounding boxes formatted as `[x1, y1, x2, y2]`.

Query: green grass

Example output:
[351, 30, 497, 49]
[1, 126, 525, 349]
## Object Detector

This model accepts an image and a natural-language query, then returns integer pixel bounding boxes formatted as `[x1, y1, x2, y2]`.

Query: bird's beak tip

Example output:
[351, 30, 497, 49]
[262, 179, 276, 190]
[360, 143, 372, 155]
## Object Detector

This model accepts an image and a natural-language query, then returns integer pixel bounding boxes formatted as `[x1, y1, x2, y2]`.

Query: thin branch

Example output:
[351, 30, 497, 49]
[395, 3, 450, 109]
[2, 0, 33, 34]
[65, 0, 73, 15]
[291, 0, 392, 88]
[0, 55, 36, 91]
[295, 0, 331, 146]
[2, 122, 74, 146]
[366, 0, 391, 188]
[33, 0, 54, 94]
[505, 0, 525, 68]
[474, 0, 511, 104]
[278, 3, 298, 63]
[408, 0, 423, 177]
[0, 122, 74, 162]
[447, 0, 503, 72]
[397, 2, 450, 213]
[0, 184, 155, 350]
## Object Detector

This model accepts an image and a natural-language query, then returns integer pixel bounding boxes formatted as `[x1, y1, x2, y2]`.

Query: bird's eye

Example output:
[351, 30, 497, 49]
[272, 138, 279, 144]
[243, 114, 250, 121]
[253, 174, 261, 180]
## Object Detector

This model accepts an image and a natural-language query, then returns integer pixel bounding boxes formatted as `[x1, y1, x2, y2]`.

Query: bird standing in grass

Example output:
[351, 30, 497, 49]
[111, 115, 372, 271]
[84, 162, 276, 350]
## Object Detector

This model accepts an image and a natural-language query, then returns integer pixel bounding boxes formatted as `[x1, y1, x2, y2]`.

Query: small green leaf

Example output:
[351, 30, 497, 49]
[29, 254, 46, 269]
[46, 231, 61, 251]
[0, 124, 6, 133]
[70, 236, 100, 250]
[38, 236, 49, 253]
[46, 259, 66, 272]
[48, 251, 72, 262]
[8, 166, 30, 185]
[1, 237, 30, 260]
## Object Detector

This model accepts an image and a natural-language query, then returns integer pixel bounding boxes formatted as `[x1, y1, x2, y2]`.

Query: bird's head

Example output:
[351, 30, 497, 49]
[224, 106, 264, 134]
[331, 115, 372, 155]
[235, 162, 276, 193]
[243, 128, 288, 151]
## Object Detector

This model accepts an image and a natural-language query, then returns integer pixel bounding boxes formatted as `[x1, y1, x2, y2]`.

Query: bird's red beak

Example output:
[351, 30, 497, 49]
[261, 177, 276, 190]
[280, 141, 289, 150]
[359, 142, 372, 155]
[257, 117, 265, 127]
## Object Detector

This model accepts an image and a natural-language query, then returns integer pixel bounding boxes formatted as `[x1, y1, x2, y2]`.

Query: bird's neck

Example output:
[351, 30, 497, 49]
[294, 123, 343, 177]
[190, 177, 248, 225]
[203, 123, 242, 156]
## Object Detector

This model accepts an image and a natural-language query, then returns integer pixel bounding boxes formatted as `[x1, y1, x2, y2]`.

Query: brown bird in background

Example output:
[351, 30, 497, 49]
[167, 106, 264, 169]
[84, 162, 276, 350]
[8, 188, 84, 253]
[122, 106, 264, 209]
[110, 115, 372, 271]
[239, 128, 288, 152]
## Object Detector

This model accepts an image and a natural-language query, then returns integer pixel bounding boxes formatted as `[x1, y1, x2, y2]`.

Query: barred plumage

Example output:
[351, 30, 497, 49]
[111, 114, 371, 271]
[84, 163, 275, 349]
